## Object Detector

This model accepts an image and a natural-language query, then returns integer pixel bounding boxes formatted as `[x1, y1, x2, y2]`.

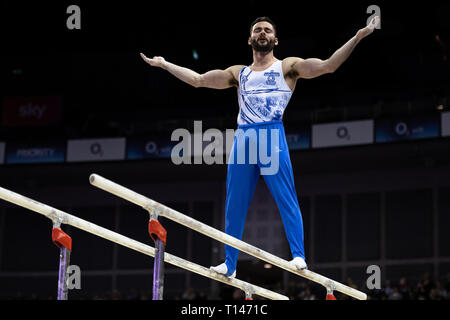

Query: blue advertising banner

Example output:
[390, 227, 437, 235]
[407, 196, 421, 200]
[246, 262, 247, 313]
[127, 138, 176, 159]
[286, 128, 311, 150]
[375, 115, 439, 143]
[6, 141, 65, 164]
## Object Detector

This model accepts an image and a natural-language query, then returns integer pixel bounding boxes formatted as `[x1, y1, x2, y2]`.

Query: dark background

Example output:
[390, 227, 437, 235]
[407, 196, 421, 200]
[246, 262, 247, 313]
[0, 0, 450, 300]
[1, 0, 449, 139]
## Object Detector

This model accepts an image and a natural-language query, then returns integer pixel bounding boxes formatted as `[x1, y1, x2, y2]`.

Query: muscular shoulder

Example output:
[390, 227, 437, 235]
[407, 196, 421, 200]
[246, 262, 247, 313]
[282, 57, 304, 79]
[226, 65, 247, 87]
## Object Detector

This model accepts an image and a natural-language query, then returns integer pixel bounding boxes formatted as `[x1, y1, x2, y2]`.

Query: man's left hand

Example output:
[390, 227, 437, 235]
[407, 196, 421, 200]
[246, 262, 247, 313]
[356, 16, 380, 41]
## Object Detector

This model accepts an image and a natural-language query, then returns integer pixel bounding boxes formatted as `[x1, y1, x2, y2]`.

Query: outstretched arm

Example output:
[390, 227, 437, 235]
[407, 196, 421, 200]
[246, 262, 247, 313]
[140, 53, 243, 89]
[286, 16, 380, 79]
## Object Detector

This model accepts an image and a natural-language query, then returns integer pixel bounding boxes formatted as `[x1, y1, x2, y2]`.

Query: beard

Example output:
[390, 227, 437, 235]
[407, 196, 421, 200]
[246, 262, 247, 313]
[250, 37, 276, 52]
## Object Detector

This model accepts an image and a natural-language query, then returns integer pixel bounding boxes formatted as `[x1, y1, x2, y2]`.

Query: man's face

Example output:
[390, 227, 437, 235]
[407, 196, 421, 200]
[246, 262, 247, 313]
[248, 21, 278, 52]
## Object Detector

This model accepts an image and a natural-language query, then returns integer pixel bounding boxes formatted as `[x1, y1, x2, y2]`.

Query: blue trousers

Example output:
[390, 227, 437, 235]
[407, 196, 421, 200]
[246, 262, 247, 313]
[224, 120, 305, 276]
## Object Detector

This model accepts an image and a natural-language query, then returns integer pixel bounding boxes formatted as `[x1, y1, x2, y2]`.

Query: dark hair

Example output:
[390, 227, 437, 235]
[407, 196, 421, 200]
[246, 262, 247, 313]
[250, 16, 277, 36]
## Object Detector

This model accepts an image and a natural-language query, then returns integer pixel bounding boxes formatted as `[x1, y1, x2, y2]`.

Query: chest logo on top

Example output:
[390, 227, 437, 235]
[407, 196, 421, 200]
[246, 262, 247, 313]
[264, 70, 280, 85]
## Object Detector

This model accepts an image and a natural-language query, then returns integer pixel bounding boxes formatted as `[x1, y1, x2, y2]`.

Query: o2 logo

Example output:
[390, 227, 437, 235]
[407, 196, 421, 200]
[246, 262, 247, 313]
[336, 126, 351, 141]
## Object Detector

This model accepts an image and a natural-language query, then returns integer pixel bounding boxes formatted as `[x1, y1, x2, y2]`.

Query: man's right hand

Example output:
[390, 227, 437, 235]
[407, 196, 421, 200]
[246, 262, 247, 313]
[140, 53, 167, 69]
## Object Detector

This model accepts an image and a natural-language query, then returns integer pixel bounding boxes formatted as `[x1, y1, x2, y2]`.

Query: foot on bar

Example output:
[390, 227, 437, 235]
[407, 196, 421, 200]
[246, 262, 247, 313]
[210, 263, 236, 279]
[290, 257, 307, 270]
